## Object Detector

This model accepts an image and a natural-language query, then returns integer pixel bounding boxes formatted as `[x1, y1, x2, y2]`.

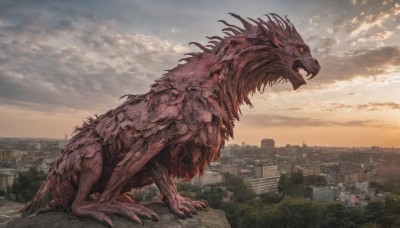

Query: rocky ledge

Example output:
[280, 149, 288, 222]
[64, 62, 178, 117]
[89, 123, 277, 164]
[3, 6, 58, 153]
[6, 204, 231, 228]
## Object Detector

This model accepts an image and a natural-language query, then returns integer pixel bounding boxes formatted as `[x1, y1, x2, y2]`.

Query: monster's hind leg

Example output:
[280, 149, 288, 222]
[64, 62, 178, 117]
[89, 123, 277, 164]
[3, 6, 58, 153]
[71, 141, 165, 227]
[44, 175, 77, 212]
[71, 149, 107, 223]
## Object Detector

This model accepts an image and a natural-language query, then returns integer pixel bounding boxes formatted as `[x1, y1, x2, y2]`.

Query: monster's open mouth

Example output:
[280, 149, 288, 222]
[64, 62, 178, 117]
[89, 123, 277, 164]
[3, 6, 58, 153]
[292, 60, 315, 81]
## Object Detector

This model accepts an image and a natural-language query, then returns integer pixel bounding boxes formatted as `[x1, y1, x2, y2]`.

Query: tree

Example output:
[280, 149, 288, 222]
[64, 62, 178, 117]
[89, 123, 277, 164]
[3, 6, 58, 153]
[278, 173, 292, 195]
[304, 175, 326, 186]
[364, 201, 385, 226]
[277, 197, 323, 228]
[258, 208, 284, 228]
[196, 187, 223, 208]
[278, 172, 305, 197]
[321, 203, 363, 228]
[236, 205, 258, 228]
[260, 192, 281, 204]
[378, 195, 400, 227]
[291, 171, 304, 185]
[11, 167, 47, 203]
[223, 173, 255, 203]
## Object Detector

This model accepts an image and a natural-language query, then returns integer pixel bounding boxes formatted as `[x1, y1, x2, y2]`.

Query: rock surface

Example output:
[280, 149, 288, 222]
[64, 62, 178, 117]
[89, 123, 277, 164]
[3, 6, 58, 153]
[6, 204, 231, 228]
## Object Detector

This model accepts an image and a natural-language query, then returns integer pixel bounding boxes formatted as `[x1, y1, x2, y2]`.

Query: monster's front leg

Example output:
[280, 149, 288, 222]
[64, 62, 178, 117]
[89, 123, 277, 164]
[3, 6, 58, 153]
[148, 159, 208, 218]
[73, 141, 165, 227]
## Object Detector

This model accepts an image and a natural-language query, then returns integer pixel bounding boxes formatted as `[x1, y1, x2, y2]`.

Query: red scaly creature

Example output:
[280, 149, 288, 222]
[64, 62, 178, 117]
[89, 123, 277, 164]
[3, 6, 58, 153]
[23, 13, 320, 227]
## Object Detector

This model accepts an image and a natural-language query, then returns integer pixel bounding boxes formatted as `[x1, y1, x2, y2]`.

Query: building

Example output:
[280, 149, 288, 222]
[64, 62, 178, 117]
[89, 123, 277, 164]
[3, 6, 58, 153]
[261, 139, 275, 157]
[339, 191, 356, 207]
[255, 165, 279, 178]
[245, 176, 279, 194]
[222, 164, 239, 176]
[312, 186, 338, 202]
[246, 165, 280, 194]
[355, 182, 369, 194]
[261, 139, 275, 149]
[0, 169, 24, 193]
[190, 171, 223, 186]
[295, 165, 321, 176]
[0, 150, 28, 161]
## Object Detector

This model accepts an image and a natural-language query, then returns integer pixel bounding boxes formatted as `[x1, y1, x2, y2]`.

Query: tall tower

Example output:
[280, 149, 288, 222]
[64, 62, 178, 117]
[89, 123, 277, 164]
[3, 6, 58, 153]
[261, 138, 275, 157]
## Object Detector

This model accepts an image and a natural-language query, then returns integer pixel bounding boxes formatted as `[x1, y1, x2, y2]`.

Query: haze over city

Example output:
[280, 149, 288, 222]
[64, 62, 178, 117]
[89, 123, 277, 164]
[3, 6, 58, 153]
[0, 0, 399, 147]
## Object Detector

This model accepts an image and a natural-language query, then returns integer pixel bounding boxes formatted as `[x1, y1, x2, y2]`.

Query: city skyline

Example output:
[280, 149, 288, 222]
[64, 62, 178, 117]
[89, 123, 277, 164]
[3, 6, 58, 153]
[0, 0, 399, 147]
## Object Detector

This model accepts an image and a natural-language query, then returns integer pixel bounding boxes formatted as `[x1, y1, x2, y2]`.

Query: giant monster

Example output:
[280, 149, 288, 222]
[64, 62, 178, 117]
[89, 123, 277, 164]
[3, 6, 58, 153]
[23, 13, 320, 227]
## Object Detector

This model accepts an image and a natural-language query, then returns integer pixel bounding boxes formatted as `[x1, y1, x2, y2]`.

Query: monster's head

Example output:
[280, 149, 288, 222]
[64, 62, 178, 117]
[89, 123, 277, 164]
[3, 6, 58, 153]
[193, 13, 321, 92]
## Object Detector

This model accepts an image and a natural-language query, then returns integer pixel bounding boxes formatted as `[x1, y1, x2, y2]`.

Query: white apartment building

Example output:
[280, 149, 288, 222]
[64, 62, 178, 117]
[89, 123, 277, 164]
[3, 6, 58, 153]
[245, 165, 280, 194]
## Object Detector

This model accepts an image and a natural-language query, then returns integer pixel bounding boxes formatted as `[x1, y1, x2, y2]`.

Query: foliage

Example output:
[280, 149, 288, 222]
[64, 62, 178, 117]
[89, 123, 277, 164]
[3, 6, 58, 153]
[278, 172, 305, 197]
[304, 175, 326, 186]
[196, 187, 224, 208]
[223, 173, 256, 203]
[11, 167, 47, 203]
[320, 203, 363, 228]
[276, 197, 324, 228]
[290, 171, 304, 185]
[259, 192, 282, 204]
[178, 173, 400, 228]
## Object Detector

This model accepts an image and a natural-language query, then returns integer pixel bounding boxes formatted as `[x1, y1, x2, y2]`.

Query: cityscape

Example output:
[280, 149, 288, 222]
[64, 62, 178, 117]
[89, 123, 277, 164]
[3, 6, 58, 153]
[1, 136, 399, 226]
[1, 0, 400, 226]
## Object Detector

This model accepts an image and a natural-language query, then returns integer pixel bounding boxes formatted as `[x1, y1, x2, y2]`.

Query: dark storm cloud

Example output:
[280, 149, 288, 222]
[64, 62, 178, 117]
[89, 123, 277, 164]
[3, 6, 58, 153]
[241, 114, 389, 128]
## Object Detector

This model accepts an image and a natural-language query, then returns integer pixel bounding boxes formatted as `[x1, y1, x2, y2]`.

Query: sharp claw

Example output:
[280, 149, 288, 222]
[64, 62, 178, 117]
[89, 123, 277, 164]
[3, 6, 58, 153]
[152, 214, 160, 222]
[199, 199, 209, 207]
[130, 214, 143, 225]
[99, 215, 114, 228]
[187, 205, 196, 213]
[178, 213, 186, 219]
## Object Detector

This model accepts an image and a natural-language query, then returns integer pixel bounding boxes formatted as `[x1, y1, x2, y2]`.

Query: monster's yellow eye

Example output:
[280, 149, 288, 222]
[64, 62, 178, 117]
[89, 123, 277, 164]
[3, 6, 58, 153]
[299, 47, 305, 54]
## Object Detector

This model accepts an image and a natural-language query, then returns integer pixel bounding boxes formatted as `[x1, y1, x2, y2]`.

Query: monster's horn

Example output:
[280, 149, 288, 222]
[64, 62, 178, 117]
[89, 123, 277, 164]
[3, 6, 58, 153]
[228, 13, 254, 31]
[217, 20, 245, 33]
[189, 42, 211, 52]
[222, 27, 241, 36]
[206, 36, 224, 42]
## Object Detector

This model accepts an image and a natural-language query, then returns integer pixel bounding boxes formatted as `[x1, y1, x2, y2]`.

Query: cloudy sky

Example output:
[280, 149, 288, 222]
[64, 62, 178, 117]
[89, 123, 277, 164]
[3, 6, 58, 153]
[1, 0, 399, 147]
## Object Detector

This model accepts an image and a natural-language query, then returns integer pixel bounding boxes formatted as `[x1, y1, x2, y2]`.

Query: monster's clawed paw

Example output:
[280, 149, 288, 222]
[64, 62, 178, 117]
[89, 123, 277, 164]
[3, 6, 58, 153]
[72, 201, 159, 227]
[167, 195, 208, 219]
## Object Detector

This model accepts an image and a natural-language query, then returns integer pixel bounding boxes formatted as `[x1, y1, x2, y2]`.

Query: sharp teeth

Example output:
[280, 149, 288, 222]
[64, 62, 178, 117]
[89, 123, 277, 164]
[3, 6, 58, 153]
[299, 68, 307, 78]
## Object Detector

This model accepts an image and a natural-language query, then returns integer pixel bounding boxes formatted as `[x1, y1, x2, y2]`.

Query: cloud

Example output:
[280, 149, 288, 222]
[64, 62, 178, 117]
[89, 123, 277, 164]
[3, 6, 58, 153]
[308, 36, 340, 54]
[315, 46, 400, 85]
[346, 3, 400, 37]
[291, 101, 400, 112]
[0, 3, 188, 113]
[240, 114, 386, 128]
[356, 102, 400, 110]
[368, 30, 393, 41]
[321, 103, 353, 112]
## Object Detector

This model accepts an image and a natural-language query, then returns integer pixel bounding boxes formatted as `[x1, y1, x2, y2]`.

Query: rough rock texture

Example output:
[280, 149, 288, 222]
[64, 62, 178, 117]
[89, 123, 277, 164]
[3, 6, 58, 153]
[7, 205, 231, 228]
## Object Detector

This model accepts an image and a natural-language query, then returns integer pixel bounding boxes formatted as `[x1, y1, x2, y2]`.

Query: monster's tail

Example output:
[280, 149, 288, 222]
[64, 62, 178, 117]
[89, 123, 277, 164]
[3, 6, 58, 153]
[21, 172, 52, 214]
